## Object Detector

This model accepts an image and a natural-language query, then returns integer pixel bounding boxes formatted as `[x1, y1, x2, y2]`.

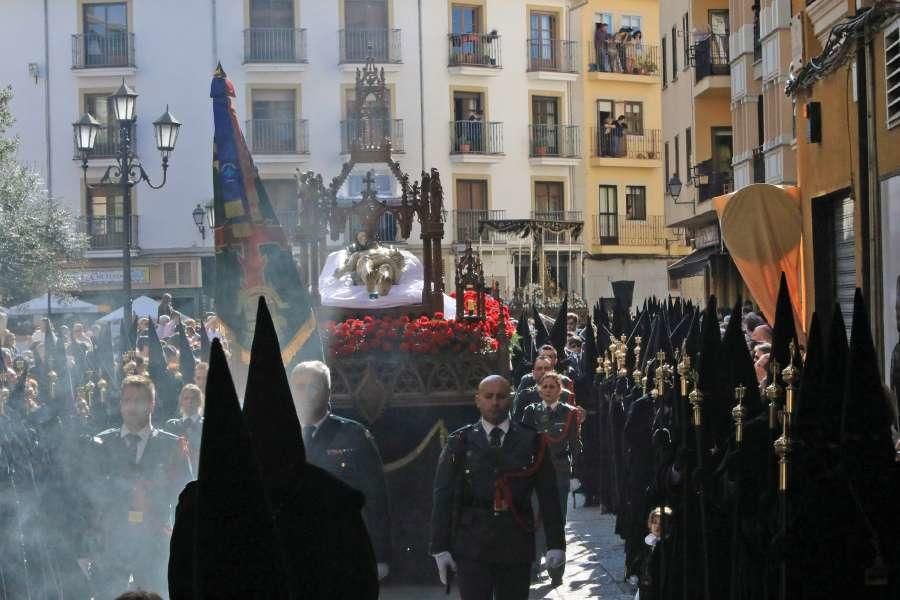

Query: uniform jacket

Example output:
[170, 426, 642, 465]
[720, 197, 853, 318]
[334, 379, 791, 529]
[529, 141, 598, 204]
[304, 414, 392, 562]
[429, 420, 565, 564]
[88, 427, 192, 556]
[520, 401, 580, 479]
[165, 415, 203, 472]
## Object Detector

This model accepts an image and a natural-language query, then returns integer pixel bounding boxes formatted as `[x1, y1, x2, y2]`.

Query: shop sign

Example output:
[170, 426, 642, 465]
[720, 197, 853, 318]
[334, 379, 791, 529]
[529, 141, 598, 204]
[72, 268, 151, 287]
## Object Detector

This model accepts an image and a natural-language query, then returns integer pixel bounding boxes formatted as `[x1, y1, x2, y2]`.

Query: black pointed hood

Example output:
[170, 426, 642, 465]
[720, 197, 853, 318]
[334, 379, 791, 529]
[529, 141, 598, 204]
[512, 309, 534, 364]
[795, 312, 824, 439]
[579, 315, 599, 385]
[771, 272, 799, 376]
[242, 296, 306, 491]
[697, 295, 720, 396]
[146, 317, 168, 383]
[819, 306, 850, 442]
[119, 315, 132, 356]
[840, 289, 894, 457]
[719, 299, 763, 419]
[532, 304, 550, 349]
[199, 322, 211, 363]
[548, 295, 568, 358]
[191, 338, 290, 596]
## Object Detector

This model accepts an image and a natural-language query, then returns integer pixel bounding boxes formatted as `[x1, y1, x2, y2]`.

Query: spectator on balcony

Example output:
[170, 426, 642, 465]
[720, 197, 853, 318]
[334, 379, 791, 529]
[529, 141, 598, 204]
[613, 115, 628, 157]
[614, 28, 631, 73]
[629, 30, 644, 74]
[468, 111, 484, 153]
[594, 22, 611, 72]
[600, 117, 616, 156]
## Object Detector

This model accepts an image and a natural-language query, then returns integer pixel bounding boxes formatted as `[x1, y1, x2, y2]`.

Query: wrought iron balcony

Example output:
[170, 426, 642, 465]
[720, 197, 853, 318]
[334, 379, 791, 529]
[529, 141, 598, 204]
[592, 214, 682, 247]
[448, 33, 502, 68]
[73, 122, 137, 158]
[698, 171, 734, 202]
[590, 128, 661, 160]
[449, 121, 503, 155]
[526, 39, 579, 73]
[72, 32, 135, 69]
[452, 209, 508, 243]
[246, 119, 309, 154]
[340, 119, 404, 154]
[339, 29, 401, 63]
[587, 42, 659, 76]
[243, 28, 308, 63]
[528, 125, 581, 159]
[691, 34, 730, 81]
[80, 215, 139, 250]
[531, 210, 584, 243]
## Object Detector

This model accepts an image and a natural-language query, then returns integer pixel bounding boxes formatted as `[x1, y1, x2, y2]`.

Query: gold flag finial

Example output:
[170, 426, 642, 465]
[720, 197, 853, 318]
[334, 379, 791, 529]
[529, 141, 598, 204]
[733, 384, 747, 445]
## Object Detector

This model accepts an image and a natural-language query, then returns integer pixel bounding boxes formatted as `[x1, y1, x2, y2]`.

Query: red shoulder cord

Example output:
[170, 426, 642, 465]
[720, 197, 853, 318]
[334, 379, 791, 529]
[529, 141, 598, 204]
[493, 409, 578, 532]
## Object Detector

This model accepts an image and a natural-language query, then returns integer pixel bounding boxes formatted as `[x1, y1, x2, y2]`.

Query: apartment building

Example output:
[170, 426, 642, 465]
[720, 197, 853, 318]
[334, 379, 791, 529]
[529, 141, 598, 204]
[2, 0, 601, 309]
[661, 0, 750, 305]
[578, 0, 691, 304]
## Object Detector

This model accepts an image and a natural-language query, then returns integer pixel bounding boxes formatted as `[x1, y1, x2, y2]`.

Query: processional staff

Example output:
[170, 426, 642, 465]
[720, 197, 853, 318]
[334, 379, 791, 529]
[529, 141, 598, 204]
[774, 341, 798, 600]
[686, 363, 712, 600]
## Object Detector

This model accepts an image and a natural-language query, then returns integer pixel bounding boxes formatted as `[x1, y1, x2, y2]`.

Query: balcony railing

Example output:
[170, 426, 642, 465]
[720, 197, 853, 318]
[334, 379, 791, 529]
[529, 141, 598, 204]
[73, 122, 136, 158]
[452, 209, 508, 243]
[593, 215, 682, 247]
[247, 119, 309, 154]
[528, 125, 581, 158]
[341, 119, 405, 154]
[698, 171, 734, 202]
[532, 210, 584, 243]
[527, 39, 579, 73]
[590, 127, 661, 160]
[80, 215, 139, 250]
[243, 28, 308, 63]
[752, 147, 766, 183]
[72, 32, 135, 69]
[450, 121, 503, 155]
[448, 33, 501, 68]
[692, 34, 730, 81]
[339, 28, 401, 63]
[587, 42, 659, 76]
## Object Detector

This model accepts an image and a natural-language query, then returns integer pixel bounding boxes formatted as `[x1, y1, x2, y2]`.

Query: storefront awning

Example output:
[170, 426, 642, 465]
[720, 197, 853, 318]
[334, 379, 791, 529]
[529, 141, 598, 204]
[666, 246, 719, 279]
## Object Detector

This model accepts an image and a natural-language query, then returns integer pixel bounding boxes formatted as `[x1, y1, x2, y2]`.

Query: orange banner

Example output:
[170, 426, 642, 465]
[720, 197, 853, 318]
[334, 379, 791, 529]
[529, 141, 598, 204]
[713, 184, 806, 341]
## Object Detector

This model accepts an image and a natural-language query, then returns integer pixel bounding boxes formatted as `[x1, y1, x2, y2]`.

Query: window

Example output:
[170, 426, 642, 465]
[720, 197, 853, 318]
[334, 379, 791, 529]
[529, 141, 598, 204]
[85, 185, 128, 249]
[345, 87, 392, 119]
[344, 172, 394, 198]
[82, 2, 127, 67]
[662, 35, 668, 87]
[261, 179, 298, 224]
[682, 13, 690, 68]
[534, 181, 564, 215]
[164, 263, 177, 286]
[345, 0, 388, 30]
[664, 141, 670, 190]
[671, 27, 678, 79]
[674, 134, 680, 178]
[597, 185, 618, 243]
[886, 21, 900, 129]
[530, 12, 558, 70]
[623, 102, 643, 134]
[455, 179, 488, 241]
[595, 13, 613, 29]
[178, 262, 193, 286]
[621, 15, 642, 32]
[685, 127, 692, 174]
[249, 0, 293, 28]
[84, 93, 120, 155]
[626, 186, 647, 220]
[451, 4, 481, 34]
[251, 89, 297, 153]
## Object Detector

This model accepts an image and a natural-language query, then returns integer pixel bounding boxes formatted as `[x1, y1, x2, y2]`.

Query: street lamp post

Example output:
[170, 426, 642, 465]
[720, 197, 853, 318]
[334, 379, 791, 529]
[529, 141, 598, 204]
[74, 79, 181, 322]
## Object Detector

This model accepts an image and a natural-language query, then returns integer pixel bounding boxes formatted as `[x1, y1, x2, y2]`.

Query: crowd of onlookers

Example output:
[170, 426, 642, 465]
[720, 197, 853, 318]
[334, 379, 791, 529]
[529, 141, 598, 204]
[591, 23, 648, 75]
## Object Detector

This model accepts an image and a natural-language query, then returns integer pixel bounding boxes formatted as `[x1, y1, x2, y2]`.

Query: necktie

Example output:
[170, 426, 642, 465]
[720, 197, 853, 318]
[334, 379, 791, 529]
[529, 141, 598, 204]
[489, 427, 503, 448]
[302, 425, 316, 446]
[124, 433, 141, 463]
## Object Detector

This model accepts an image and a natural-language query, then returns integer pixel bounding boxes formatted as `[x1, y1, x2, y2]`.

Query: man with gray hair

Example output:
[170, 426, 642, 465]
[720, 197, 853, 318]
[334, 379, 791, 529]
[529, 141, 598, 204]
[289, 360, 392, 581]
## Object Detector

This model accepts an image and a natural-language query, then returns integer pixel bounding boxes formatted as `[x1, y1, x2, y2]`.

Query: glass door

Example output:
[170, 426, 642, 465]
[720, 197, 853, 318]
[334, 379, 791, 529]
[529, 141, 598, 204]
[597, 185, 618, 244]
[532, 96, 560, 155]
[530, 12, 557, 70]
[83, 2, 127, 66]
[345, 0, 388, 61]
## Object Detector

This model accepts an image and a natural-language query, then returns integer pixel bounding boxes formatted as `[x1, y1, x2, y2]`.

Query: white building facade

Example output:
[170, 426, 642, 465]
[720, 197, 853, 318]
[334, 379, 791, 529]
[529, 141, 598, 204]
[1, 0, 590, 311]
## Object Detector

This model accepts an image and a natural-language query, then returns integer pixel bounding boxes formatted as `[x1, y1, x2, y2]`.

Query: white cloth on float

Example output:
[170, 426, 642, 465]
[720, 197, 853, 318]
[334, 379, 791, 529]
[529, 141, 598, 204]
[319, 249, 456, 317]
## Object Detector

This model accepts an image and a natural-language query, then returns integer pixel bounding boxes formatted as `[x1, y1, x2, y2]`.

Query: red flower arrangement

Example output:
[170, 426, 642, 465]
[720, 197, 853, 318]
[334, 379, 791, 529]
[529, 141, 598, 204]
[322, 292, 514, 359]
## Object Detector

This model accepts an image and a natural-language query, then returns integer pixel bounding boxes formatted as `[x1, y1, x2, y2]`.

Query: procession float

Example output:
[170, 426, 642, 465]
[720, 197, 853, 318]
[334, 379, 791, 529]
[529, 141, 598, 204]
[293, 52, 511, 582]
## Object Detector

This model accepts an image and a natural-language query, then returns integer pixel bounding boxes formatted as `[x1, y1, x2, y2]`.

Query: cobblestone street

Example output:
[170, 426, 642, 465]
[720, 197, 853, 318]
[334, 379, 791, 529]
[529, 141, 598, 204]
[381, 500, 634, 600]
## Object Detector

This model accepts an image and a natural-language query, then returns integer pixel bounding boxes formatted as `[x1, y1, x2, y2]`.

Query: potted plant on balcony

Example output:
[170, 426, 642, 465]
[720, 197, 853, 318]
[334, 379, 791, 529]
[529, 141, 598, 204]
[458, 133, 471, 153]
[637, 57, 657, 75]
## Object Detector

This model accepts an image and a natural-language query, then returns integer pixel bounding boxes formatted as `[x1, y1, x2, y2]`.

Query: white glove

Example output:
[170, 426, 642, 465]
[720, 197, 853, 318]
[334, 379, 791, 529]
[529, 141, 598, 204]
[545, 549, 566, 570]
[376, 562, 390, 581]
[433, 551, 457, 585]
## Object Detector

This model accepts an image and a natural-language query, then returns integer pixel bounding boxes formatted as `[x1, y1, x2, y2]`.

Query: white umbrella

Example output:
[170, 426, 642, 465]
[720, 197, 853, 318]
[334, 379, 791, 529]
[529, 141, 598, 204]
[96, 295, 160, 324]
[8, 294, 99, 316]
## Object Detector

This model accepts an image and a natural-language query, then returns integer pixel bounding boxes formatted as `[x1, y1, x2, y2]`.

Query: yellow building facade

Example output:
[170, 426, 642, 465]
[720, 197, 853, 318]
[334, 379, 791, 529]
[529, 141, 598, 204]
[577, 0, 691, 305]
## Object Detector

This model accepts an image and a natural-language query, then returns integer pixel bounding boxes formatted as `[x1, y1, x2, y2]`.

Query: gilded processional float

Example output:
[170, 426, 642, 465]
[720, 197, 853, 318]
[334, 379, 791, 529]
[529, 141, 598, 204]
[293, 53, 511, 581]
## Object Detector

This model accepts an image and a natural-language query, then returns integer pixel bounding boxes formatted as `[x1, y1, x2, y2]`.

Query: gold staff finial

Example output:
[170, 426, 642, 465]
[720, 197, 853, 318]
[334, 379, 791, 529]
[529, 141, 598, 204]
[765, 359, 783, 430]
[0, 387, 9, 415]
[677, 343, 692, 397]
[733, 384, 747, 445]
[48, 370, 58, 398]
[688, 369, 703, 427]
[781, 340, 799, 415]
[97, 377, 108, 405]
[632, 337, 643, 386]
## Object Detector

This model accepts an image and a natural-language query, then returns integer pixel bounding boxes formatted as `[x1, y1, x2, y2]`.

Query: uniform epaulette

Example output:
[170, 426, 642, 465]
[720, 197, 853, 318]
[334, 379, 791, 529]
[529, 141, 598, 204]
[155, 429, 181, 441]
[95, 427, 119, 439]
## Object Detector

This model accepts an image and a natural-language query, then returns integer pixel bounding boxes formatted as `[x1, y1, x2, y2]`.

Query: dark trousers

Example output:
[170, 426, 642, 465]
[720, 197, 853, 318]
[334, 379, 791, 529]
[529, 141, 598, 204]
[457, 559, 531, 600]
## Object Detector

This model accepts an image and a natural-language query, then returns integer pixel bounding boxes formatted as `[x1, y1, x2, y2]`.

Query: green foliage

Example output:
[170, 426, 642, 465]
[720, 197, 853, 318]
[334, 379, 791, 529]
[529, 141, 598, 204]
[0, 86, 87, 305]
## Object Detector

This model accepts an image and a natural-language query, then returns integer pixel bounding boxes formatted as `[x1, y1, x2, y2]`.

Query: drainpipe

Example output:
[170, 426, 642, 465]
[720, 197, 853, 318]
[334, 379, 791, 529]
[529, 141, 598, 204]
[43, 0, 53, 317]
[211, 0, 219, 66]
[418, 0, 425, 172]
[567, 0, 587, 297]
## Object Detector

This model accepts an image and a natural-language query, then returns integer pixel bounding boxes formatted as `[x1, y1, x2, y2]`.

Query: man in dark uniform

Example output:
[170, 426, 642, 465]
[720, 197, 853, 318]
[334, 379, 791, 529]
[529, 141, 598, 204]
[519, 370, 580, 586]
[165, 382, 204, 473]
[290, 359, 392, 581]
[430, 375, 566, 599]
[88, 374, 192, 597]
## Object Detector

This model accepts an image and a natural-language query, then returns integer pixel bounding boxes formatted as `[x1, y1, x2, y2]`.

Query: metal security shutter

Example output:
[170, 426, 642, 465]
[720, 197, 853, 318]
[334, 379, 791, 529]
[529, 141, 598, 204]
[834, 195, 855, 337]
